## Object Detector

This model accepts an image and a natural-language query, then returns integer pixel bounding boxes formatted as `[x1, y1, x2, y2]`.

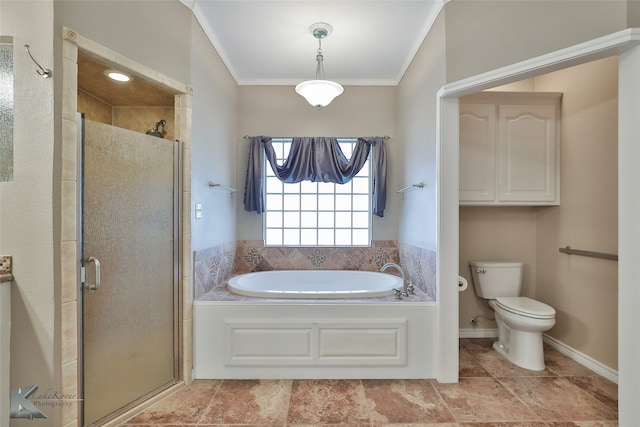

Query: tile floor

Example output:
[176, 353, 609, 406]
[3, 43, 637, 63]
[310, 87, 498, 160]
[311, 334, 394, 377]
[123, 338, 618, 426]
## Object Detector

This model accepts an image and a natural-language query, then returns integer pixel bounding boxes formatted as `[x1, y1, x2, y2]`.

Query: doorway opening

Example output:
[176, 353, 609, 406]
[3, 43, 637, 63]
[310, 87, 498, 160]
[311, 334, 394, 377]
[436, 28, 640, 421]
[458, 57, 618, 378]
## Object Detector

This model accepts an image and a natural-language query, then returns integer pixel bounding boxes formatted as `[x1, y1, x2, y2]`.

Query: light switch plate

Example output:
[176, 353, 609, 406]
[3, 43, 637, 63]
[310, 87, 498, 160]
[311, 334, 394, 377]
[0, 256, 12, 274]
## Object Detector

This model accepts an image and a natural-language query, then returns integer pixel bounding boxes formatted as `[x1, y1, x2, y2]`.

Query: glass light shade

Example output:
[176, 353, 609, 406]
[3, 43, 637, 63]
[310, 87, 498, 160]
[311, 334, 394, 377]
[106, 70, 131, 82]
[295, 79, 344, 109]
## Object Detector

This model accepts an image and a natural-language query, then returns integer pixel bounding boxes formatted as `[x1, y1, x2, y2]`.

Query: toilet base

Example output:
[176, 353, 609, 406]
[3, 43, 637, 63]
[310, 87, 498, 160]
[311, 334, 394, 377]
[493, 328, 546, 371]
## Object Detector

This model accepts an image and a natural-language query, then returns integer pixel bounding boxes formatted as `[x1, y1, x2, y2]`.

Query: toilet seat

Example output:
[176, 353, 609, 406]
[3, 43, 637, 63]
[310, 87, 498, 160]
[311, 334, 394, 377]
[495, 297, 556, 319]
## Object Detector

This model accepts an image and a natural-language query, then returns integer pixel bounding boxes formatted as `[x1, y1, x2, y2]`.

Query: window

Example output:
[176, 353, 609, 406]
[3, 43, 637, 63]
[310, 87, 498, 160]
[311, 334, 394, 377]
[264, 138, 371, 246]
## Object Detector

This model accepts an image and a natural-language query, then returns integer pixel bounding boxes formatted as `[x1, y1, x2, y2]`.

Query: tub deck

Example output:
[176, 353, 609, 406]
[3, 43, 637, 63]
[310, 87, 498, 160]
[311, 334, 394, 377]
[199, 281, 434, 303]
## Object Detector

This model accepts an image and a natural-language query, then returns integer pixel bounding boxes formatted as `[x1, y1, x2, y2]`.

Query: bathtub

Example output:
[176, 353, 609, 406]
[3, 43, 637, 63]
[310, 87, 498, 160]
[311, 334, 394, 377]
[227, 270, 402, 299]
[193, 270, 438, 379]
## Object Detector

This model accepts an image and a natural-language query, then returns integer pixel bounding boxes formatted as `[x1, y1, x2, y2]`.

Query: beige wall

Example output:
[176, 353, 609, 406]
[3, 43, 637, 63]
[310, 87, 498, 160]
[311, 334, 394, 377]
[54, 1, 192, 85]
[400, 3, 626, 370]
[459, 207, 538, 329]
[235, 85, 399, 241]
[54, 1, 239, 249]
[1, 2, 238, 418]
[628, 0, 640, 27]
[190, 15, 238, 250]
[534, 56, 618, 369]
[397, 0, 625, 251]
[459, 56, 619, 369]
[397, 12, 446, 251]
[0, 1, 60, 426]
[0, 3, 630, 423]
[444, 0, 627, 83]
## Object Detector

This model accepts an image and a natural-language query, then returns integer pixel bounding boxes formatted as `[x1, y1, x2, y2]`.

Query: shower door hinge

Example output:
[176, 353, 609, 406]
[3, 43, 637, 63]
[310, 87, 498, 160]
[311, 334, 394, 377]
[81, 266, 86, 285]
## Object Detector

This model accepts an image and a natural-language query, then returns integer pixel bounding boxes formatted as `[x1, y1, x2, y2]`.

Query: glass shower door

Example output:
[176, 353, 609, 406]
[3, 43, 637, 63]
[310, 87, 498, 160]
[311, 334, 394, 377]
[80, 118, 179, 426]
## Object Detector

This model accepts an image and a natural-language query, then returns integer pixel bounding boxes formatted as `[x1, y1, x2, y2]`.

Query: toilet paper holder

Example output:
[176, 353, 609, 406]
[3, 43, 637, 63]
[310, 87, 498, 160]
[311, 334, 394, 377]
[458, 275, 468, 292]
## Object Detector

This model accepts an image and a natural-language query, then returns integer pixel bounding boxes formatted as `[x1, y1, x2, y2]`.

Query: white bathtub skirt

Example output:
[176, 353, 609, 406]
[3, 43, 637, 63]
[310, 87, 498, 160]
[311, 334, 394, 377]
[193, 301, 438, 379]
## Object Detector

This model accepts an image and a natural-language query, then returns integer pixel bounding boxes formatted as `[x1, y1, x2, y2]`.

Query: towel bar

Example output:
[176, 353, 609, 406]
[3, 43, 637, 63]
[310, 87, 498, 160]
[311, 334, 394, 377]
[558, 246, 618, 261]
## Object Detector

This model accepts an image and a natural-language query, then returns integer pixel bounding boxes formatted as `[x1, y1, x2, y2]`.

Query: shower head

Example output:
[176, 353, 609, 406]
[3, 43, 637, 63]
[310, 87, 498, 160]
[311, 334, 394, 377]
[146, 119, 166, 138]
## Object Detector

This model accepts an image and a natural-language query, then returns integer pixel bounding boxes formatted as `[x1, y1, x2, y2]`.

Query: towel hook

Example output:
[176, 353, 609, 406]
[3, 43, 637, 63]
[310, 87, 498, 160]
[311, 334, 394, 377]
[25, 44, 52, 78]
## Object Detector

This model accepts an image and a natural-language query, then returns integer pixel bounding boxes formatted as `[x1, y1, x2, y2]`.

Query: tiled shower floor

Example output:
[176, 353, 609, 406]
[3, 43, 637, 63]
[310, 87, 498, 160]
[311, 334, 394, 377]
[123, 339, 618, 426]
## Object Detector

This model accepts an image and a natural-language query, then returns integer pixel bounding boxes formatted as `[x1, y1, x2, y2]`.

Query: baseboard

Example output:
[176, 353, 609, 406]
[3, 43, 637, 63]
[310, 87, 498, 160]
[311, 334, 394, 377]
[459, 329, 618, 383]
[543, 334, 618, 384]
[459, 328, 498, 339]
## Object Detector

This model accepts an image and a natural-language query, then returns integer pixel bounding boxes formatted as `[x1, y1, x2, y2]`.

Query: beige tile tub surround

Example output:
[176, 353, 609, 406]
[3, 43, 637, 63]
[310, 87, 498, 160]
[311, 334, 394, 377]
[0, 256, 12, 283]
[233, 239, 399, 274]
[194, 240, 441, 299]
[194, 240, 410, 300]
[193, 241, 236, 299]
[60, 27, 193, 427]
[399, 241, 437, 298]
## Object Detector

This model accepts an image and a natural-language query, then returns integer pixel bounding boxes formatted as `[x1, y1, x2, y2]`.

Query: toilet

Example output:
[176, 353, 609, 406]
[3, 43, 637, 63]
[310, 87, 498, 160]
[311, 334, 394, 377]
[470, 260, 556, 371]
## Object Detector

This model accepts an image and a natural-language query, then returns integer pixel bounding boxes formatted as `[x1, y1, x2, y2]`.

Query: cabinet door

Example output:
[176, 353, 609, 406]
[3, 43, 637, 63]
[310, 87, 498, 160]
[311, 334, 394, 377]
[459, 104, 497, 202]
[498, 104, 557, 203]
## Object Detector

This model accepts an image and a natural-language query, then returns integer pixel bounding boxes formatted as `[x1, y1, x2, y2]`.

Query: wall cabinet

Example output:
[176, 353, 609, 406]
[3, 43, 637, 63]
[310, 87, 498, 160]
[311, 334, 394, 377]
[460, 92, 561, 205]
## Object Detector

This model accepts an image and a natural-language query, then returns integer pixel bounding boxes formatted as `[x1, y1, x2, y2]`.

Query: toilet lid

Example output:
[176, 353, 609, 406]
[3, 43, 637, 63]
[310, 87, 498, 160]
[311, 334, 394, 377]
[495, 297, 556, 319]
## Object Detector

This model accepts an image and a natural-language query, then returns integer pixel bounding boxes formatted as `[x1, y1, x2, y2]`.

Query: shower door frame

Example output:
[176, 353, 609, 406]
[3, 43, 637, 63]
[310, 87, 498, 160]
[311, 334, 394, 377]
[61, 27, 193, 427]
[77, 115, 183, 426]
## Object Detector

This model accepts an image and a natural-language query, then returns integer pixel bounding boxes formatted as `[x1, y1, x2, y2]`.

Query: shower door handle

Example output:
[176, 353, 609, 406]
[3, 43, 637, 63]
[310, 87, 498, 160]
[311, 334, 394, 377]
[83, 256, 101, 291]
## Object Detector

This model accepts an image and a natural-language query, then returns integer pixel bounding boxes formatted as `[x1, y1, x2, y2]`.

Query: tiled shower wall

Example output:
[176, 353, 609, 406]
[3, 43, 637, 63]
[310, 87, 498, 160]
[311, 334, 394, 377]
[78, 89, 176, 140]
[193, 240, 436, 300]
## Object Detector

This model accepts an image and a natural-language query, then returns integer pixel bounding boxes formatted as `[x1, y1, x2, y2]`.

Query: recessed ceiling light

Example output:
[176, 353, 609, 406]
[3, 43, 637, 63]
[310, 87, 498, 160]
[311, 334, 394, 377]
[105, 70, 131, 82]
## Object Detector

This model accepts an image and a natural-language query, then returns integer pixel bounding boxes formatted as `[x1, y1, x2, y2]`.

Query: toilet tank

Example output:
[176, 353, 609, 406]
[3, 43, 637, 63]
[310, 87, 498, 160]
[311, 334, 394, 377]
[469, 261, 523, 299]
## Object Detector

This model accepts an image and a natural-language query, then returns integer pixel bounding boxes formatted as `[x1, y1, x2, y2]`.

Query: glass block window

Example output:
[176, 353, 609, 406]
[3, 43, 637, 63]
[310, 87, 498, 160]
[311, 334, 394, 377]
[264, 138, 372, 247]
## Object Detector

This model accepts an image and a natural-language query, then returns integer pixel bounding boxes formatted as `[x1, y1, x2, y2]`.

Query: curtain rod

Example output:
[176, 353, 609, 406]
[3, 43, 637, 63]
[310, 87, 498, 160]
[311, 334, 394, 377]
[243, 135, 390, 141]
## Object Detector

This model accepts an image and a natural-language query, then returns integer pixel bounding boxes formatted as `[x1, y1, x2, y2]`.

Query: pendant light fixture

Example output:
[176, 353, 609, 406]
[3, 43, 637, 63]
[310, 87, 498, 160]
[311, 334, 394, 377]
[295, 22, 344, 109]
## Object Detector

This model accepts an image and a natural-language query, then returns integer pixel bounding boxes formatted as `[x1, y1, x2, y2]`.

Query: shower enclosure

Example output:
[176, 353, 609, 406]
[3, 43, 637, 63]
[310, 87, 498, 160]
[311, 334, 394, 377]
[79, 117, 180, 425]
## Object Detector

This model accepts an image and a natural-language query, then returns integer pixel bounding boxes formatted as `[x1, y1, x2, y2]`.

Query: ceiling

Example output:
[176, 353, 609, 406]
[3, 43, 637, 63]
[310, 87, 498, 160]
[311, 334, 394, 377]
[181, 0, 444, 86]
[77, 1, 444, 107]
